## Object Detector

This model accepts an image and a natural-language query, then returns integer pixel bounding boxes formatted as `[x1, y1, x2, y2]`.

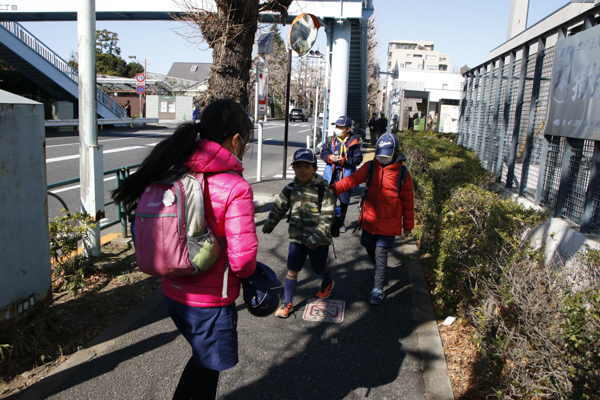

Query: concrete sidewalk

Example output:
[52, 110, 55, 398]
[18, 176, 453, 400]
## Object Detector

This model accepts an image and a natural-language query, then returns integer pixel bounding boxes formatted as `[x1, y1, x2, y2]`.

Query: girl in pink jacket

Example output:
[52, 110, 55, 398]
[112, 99, 257, 399]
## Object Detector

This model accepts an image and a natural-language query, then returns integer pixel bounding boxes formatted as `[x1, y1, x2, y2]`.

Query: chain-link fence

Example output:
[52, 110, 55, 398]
[457, 6, 600, 236]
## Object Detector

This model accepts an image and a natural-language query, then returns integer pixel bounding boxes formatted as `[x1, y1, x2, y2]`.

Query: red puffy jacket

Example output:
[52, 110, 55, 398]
[332, 158, 414, 236]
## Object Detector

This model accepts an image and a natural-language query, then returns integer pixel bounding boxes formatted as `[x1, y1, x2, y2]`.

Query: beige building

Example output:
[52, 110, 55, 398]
[387, 40, 450, 72]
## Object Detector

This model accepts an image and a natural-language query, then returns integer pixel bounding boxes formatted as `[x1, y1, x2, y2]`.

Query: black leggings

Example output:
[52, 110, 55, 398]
[173, 357, 220, 400]
[339, 202, 349, 224]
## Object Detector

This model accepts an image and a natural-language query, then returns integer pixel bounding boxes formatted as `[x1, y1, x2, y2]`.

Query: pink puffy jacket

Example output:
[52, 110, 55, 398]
[161, 139, 258, 307]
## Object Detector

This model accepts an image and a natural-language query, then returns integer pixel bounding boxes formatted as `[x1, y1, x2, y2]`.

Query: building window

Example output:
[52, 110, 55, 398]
[405, 62, 412, 69]
[428, 65, 438, 70]
[190, 65, 198, 72]
[439, 65, 448, 71]
[426, 55, 437, 60]
[406, 54, 412, 57]
[414, 54, 422, 58]
[400, 63, 405, 68]
[442, 84, 448, 89]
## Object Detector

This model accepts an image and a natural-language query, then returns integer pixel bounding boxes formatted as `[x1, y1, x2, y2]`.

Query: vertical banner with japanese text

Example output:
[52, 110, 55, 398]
[257, 63, 268, 116]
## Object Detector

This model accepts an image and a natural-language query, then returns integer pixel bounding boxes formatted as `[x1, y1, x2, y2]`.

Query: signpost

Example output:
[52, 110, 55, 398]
[282, 13, 321, 179]
[135, 73, 145, 117]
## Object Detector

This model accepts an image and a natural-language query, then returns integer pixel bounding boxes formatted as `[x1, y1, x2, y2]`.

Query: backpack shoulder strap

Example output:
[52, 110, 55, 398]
[285, 181, 295, 223]
[397, 165, 408, 198]
[318, 184, 325, 212]
[365, 160, 375, 188]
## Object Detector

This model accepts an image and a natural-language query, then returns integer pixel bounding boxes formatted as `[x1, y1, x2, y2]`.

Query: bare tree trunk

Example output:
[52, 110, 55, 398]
[174, 0, 293, 109]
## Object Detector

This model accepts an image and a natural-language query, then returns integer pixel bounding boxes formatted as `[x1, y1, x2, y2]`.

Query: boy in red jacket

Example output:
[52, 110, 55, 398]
[330, 133, 414, 304]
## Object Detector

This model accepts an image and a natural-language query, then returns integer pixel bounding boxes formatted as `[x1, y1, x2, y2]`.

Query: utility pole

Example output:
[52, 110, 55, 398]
[78, 0, 104, 256]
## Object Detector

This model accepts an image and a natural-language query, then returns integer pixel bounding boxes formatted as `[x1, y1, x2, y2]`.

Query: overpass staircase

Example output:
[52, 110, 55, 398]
[0, 21, 126, 119]
[346, 21, 367, 131]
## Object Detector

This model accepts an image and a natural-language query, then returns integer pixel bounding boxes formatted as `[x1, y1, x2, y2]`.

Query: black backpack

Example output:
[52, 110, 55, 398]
[284, 182, 325, 223]
[355, 161, 408, 232]
[283, 181, 343, 238]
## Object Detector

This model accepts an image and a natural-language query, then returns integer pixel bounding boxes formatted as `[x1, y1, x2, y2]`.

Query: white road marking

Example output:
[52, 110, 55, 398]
[46, 144, 157, 163]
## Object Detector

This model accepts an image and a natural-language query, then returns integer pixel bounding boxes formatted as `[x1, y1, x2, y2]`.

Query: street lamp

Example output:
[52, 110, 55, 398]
[128, 55, 148, 118]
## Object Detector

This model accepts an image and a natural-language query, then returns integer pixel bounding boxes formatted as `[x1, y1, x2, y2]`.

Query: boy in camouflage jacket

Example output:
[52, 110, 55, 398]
[262, 148, 335, 318]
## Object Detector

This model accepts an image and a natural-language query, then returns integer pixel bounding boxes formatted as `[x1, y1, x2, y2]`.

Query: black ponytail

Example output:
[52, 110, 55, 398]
[111, 99, 252, 210]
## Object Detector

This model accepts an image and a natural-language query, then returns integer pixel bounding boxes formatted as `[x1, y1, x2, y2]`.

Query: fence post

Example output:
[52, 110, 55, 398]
[506, 44, 530, 189]
[486, 58, 504, 171]
[519, 37, 546, 197]
[457, 73, 471, 146]
[535, 27, 567, 206]
[495, 52, 516, 179]
[478, 63, 495, 166]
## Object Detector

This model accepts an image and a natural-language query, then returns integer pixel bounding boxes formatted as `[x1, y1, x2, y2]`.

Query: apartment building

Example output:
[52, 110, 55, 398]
[387, 40, 450, 72]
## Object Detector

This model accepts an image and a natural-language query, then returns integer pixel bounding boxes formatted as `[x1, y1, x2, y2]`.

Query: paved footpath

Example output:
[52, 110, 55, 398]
[18, 174, 453, 400]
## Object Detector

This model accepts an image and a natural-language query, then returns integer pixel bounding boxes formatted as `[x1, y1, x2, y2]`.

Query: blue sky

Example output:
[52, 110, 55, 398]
[20, 0, 573, 75]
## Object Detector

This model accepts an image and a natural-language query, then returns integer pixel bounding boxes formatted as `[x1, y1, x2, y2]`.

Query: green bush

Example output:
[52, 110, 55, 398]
[48, 210, 96, 294]
[398, 131, 494, 261]
[433, 185, 548, 313]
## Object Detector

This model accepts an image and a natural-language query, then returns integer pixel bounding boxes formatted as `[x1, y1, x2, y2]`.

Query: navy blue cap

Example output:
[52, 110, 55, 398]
[375, 133, 399, 158]
[242, 262, 283, 317]
[331, 115, 352, 128]
[291, 148, 317, 165]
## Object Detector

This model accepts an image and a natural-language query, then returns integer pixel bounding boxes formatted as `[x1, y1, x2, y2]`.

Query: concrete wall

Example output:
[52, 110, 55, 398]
[175, 95, 193, 122]
[0, 90, 51, 328]
[146, 95, 159, 119]
[498, 186, 600, 271]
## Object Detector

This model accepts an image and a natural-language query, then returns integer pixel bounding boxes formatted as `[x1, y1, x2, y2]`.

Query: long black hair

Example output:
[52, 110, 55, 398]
[112, 98, 253, 210]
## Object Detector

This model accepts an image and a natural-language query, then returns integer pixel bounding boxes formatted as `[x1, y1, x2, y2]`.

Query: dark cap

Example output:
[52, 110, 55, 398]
[331, 116, 352, 128]
[375, 133, 399, 158]
[291, 148, 317, 165]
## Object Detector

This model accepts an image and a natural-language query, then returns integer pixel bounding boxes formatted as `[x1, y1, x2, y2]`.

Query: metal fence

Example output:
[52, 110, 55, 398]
[47, 164, 140, 238]
[457, 6, 600, 236]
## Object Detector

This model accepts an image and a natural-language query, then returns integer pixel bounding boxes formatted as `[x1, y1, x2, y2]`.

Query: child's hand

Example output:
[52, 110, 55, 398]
[404, 230, 411, 237]
[329, 185, 337, 196]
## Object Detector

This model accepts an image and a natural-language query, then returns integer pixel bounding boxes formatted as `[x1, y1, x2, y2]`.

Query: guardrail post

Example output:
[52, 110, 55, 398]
[256, 121, 264, 183]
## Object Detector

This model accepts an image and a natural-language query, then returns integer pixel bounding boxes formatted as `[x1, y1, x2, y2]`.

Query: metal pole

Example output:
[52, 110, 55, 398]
[313, 77, 320, 151]
[254, 62, 260, 124]
[143, 58, 147, 117]
[256, 121, 263, 182]
[283, 49, 292, 179]
[78, 0, 104, 256]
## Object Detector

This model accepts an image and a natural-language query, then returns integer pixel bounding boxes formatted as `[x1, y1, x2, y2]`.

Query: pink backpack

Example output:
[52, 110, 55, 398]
[134, 171, 225, 276]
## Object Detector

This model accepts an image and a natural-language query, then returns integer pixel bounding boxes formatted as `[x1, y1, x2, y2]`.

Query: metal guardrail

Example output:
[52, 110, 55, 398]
[47, 164, 140, 237]
[45, 118, 159, 127]
[0, 21, 127, 119]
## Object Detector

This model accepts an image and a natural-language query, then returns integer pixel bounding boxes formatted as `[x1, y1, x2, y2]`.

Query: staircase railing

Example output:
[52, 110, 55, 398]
[0, 21, 126, 119]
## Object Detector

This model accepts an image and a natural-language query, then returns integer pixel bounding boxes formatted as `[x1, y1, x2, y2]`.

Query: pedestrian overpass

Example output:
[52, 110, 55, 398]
[0, 0, 373, 128]
[0, 21, 126, 119]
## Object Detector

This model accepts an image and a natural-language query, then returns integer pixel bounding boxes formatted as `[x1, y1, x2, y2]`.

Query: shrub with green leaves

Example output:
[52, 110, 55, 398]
[561, 245, 600, 399]
[398, 131, 494, 259]
[48, 210, 96, 283]
[433, 185, 548, 313]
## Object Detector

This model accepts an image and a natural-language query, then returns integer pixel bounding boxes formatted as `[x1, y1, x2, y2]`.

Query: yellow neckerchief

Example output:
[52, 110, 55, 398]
[332, 134, 350, 157]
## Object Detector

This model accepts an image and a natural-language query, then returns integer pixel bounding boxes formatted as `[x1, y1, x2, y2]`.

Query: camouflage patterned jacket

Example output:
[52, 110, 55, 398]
[262, 174, 335, 248]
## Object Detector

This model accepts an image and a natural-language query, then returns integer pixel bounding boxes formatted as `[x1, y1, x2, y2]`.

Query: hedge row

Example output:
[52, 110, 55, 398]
[399, 131, 600, 398]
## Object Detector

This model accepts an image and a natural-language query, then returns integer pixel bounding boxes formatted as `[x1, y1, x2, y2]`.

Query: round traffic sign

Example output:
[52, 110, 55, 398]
[135, 73, 145, 83]
[136, 86, 145, 94]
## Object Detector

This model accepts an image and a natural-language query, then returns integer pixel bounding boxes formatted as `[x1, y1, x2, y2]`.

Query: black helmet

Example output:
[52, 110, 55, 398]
[242, 262, 283, 317]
